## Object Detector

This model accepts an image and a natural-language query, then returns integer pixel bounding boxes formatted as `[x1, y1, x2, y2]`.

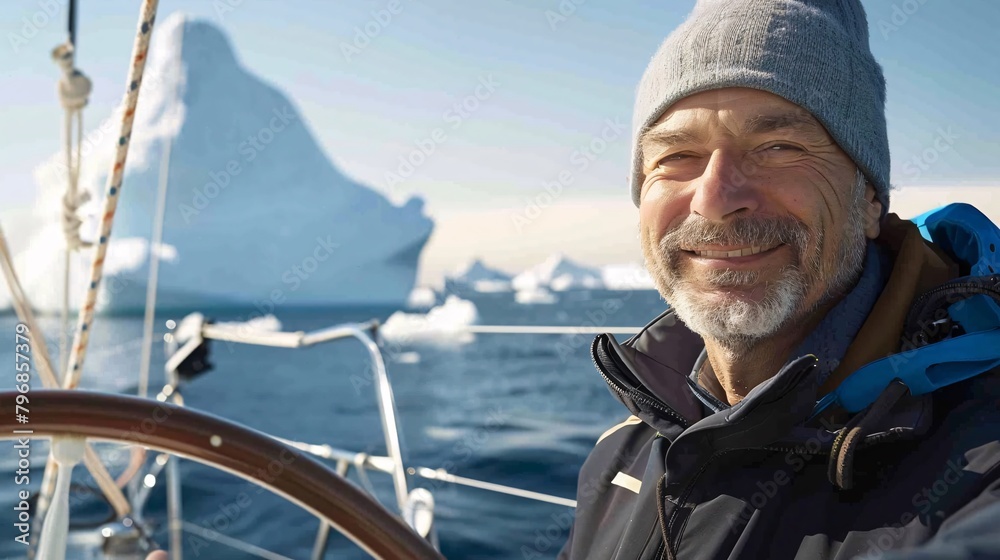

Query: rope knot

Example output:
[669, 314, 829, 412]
[62, 189, 93, 251]
[52, 43, 92, 111]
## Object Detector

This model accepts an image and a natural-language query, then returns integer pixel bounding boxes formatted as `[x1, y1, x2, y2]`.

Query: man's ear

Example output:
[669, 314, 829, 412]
[863, 183, 882, 239]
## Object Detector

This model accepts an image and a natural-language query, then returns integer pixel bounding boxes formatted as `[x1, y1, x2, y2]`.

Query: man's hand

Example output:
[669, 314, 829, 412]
[146, 551, 167, 560]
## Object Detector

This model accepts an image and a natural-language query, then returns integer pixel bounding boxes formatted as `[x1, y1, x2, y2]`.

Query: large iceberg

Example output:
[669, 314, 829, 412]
[11, 13, 432, 314]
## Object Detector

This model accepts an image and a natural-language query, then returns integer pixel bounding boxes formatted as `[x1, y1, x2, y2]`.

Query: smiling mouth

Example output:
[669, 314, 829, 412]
[683, 242, 783, 258]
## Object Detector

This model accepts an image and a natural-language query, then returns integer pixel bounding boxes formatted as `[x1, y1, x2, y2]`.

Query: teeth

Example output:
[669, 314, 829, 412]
[693, 245, 775, 258]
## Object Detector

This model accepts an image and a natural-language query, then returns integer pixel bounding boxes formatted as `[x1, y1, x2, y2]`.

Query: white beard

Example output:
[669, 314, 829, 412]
[642, 170, 869, 350]
[659, 265, 807, 345]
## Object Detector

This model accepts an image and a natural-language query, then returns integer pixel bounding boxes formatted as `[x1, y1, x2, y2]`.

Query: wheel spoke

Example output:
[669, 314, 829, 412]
[37, 437, 86, 560]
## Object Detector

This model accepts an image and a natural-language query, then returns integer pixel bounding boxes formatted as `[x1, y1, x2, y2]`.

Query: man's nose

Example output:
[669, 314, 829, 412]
[689, 149, 760, 222]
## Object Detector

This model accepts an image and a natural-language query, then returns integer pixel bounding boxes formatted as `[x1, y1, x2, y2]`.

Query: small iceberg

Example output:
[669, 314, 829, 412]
[444, 258, 513, 294]
[380, 295, 478, 345]
[215, 313, 282, 332]
[392, 351, 421, 364]
[600, 262, 657, 291]
[515, 286, 557, 305]
[406, 286, 438, 310]
[513, 253, 604, 292]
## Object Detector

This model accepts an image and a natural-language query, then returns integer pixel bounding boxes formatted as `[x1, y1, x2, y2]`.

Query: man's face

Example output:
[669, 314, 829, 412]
[638, 88, 881, 348]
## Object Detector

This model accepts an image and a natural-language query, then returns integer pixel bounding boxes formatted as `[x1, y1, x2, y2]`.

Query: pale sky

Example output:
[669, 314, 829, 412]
[2, 0, 998, 286]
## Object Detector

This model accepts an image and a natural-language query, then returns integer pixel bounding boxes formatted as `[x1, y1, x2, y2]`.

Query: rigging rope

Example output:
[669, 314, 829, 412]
[52, 42, 92, 378]
[33, 2, 161, 553]
[63, 0, 160, 390]
[0, 225, 130, 519]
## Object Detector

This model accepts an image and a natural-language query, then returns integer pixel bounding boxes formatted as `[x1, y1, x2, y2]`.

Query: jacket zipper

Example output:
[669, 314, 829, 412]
[650, 432, 918, 560]
[591, 335, 690, 428]
[594, 323, 932, 558]
[761, 427, 908, 455]
[856, 427, 911, 448]
[760, 444, 830, 454]
[908, 279, 1000, 313]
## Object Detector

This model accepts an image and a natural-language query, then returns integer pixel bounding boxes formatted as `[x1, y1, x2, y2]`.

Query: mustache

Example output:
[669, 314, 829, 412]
[659, 214, 810, 254]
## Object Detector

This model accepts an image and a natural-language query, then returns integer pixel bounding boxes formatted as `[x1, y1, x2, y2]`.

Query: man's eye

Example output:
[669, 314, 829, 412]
[765, 144, 799, 152]
[656, 153, 692, 166]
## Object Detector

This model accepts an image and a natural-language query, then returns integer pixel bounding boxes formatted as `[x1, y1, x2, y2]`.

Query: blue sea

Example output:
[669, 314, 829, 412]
[0, 289, 666, 559]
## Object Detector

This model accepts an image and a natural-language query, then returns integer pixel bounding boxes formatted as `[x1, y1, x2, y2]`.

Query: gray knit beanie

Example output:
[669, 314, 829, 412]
[630, 0, 890, 211]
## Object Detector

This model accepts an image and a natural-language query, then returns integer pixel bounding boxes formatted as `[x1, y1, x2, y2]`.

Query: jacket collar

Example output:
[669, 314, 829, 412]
[592, 213, 960, 445]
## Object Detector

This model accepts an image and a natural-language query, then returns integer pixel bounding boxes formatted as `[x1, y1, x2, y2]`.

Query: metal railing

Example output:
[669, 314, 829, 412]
[76, 312, 624, 560]
[151, 314, 583, 559]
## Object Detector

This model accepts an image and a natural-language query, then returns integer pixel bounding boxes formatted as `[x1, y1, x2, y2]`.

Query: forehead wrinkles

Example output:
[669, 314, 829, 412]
[647, 107, 719, 140]
[642, 102, 795, 159]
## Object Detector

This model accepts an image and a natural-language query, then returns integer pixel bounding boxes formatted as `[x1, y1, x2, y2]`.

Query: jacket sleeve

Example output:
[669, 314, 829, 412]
[557, 523, 575, 560]
[556, 432, 607, 560]
[555, 416, 656, 560]
[878, 489, 1000, 559]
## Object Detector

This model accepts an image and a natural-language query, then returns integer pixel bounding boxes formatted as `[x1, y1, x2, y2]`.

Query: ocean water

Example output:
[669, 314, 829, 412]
[0, 289, 666, 559]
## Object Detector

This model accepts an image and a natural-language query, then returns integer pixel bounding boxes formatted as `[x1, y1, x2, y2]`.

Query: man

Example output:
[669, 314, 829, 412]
[140, 1, 997, 558]
[558, 0, 1000, 559]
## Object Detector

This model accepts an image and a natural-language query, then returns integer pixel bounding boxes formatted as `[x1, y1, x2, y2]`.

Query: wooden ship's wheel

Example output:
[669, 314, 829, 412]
[0, 389, 443, 560]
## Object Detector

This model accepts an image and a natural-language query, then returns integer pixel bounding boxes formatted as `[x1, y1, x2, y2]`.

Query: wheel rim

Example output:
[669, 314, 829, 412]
[0, 389, 443, 560]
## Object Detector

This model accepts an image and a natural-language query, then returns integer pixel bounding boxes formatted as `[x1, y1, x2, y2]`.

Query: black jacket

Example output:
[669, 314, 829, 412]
[559, 213, 1000, 560]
